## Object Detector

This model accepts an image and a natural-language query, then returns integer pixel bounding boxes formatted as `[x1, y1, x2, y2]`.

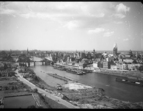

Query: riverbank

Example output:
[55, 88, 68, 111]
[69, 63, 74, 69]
[96, 68, 143, 81]
[15, 68, 79, 108]
[43, 73, 143, 108]
[53, 63, 143, 81]
[24, 67, 143, 109]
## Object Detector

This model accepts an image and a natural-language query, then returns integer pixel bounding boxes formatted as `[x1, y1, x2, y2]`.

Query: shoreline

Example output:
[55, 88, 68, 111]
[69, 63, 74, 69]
[16, 66, 143, 108]
[96, 68, 143, 81]
[15, 68, 79, 108]
[53, 63, 143, 81]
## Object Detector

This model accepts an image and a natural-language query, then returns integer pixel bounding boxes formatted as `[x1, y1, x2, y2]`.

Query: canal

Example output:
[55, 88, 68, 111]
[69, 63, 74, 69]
[30, 62, 143, 102]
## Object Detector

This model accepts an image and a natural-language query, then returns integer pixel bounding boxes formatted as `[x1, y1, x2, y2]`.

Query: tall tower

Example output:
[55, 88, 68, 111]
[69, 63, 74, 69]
[113, 43, 118, 57]
[27, 48, 29, 54]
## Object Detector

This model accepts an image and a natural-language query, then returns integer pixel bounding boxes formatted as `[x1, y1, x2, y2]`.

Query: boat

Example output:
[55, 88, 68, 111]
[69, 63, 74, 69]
[93, 69, 101, 72]
[135, 82, 140, 84]
[116, 77, 143, 87]
[76, 71, 84, 75]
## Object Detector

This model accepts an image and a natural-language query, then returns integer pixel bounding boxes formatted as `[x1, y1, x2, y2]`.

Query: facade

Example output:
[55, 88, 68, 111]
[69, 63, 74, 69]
[103, 61, 110, 69]
[127, 64, 142, 71]
[110, 65, 117, 70]
[97, 61, 103, 68]
[93, 62, 98, 68]
[116, 63, 124, 70]
[122, 64, 128, 70]
[123, 59, 133, 63]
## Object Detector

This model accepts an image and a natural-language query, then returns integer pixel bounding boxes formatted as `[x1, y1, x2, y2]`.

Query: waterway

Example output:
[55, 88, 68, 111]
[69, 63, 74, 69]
[30, 60, 143, 102]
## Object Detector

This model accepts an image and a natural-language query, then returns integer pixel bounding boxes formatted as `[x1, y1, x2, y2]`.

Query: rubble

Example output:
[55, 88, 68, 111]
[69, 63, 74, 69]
[63, 82, 92, 91]
[60, 82, 143, 109]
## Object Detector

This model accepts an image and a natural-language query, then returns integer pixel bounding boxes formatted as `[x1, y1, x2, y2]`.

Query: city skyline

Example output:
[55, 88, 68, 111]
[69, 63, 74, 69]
[0, 2, 143, 51]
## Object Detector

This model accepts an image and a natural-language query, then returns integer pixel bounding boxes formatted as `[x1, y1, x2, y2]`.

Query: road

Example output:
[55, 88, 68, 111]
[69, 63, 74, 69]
[15, 70, 79, 108]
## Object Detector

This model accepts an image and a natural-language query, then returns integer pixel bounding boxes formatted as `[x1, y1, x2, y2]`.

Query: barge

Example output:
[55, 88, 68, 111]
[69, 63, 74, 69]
[116, 77, 143, 87]
[47, 73, 77, 82]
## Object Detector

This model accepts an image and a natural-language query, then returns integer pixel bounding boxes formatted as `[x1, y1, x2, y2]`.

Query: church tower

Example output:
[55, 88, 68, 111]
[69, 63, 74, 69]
[113, 43, 118, 57]
[27, 48, 29, 54]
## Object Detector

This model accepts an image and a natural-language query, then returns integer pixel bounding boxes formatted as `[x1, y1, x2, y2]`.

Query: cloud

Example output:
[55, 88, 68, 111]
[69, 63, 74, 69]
[103, 31, 114, 37]
[64, 21, 79, 30]
[116, 3, 130, 13]
[114, 13, 125, 19]
[112, 3, 130, 19]
[113, 21, 123, 24]
[20, 12, 50, 19]
[123, 38, 129, 41]
[0, 8, 16, 14]
[0, 2, 130, 29]
[88, 28, 105, 34]
[90, 13, 105, 18]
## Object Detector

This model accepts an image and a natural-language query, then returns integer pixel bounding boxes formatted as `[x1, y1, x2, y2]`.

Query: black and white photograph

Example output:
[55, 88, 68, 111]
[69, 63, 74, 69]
[0, 1, 143, 109]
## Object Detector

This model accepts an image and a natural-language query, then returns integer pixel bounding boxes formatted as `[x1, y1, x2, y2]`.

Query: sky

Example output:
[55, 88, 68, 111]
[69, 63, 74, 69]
[0, 2, 143, 51]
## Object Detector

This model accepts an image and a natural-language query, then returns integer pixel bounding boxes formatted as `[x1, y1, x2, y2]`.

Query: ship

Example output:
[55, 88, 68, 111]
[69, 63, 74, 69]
[116, 77, 143, 87]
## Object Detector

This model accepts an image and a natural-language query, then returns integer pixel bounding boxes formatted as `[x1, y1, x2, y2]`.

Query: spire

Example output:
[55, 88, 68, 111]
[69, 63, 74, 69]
[27, 48, 29, 53]
[113, 43, 118, 57]
[113, 43, 117, 49]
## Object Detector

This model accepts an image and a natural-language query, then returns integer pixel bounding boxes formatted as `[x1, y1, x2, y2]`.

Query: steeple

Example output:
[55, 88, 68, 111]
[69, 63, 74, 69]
[27, 48, 29, 54]
[113, 43, 118, 57]
[113, 43, 117, 49]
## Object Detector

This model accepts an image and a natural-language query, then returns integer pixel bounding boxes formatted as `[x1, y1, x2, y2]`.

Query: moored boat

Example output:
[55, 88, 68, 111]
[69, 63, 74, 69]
[116, 77, 143, 87]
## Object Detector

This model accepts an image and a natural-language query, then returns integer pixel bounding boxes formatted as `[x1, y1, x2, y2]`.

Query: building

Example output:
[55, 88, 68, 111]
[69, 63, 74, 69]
[110, 65, 117, 70]
[122, 63, 128, 70]
[116, 63, 124, 70]
[113, 43, 118, 58]
[103, 61, 110, 69]
[123, 59, 133, 64]
[93, 62, 98, 68]
[97, 61, 103, 68]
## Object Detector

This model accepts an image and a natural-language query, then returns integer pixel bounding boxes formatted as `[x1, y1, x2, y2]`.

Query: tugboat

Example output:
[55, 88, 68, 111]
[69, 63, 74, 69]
[116, 77, 143, 87]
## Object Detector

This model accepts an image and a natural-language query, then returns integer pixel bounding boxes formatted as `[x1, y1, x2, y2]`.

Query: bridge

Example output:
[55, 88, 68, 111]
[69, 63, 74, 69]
[17, 56, 53, 67]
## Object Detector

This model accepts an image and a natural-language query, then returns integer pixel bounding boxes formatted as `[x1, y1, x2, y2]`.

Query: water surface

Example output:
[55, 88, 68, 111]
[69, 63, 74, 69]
[30, 58, 143, 102]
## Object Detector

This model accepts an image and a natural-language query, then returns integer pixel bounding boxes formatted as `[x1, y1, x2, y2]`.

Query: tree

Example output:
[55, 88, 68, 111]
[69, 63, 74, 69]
[12, 86, 15, 90]
[81, 52, 86, 59]
[27, 105, 36, 108]
[34, 76, 39, 82]
[3, 63, 8, 70]
[129, 50, 133, 57]
[139, 66, 143, 72]
[37, 106, 43, 108]
[5, 86, 9, 90]
[133, 60, 137, 64]
[33, 88, 38, 93]
[87, 52, 92, 60]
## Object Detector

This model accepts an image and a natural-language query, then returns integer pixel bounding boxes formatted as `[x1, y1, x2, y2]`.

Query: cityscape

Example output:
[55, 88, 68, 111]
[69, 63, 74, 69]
[0, 2, 143, 109]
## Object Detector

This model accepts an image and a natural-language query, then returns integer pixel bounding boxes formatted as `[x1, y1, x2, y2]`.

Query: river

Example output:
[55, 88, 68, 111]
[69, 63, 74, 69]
[29, 60, 143, 102]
